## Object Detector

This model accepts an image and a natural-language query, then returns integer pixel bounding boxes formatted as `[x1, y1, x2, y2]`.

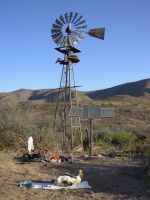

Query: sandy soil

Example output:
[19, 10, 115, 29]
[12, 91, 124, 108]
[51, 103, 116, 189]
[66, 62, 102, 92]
[0, 155, 150, 200]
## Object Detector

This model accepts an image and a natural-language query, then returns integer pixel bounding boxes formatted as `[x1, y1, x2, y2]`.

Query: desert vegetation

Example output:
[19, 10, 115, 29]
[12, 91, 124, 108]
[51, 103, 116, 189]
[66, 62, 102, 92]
[0, 96, 150, 158]
[0, 101, 58, 151]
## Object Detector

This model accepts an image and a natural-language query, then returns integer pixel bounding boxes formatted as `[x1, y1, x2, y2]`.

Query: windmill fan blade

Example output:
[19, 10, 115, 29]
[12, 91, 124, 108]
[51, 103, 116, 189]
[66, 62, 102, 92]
[64, 36, 68, 46]
[53, 35, 63, 44]
[58, 36, 64, 47]
[68, 35, 73, 46]
[71, 12, 78, 23]
[52, 23, 62, 29]
[55, 18, 63, 26]
[70, 34, 79, 45]
[51, 32, 62, 39]
[76, 25, 87, 30]
[88, 28, 105, 40]
[59, 15, 66, 24]
[75, 20, 86, 27]
[72, 33, 82, 41]
[74, 32, 84, 40]
[51, 29, 62, 34]
[63, 36, 68, 46]
[74, 16, 83, 25]
[59, 36, 64, 46]
[64, 13, 69, 23]
[68, 12, 73, 23]
[69, 35, 75, 44]
[60, 36, 68, 47]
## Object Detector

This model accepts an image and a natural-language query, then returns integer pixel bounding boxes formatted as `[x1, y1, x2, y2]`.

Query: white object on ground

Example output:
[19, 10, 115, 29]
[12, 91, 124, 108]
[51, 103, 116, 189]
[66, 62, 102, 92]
[85, 154, 103, 158]
[27, 136, 34, 153]
[57, 170, 83, 186]
[20, 180, 92, 189]
[44, 181, 92, 189]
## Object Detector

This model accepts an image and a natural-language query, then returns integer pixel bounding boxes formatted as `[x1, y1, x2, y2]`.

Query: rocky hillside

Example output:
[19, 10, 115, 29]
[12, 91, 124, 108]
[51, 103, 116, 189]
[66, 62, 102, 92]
[85, 78, 150, 100]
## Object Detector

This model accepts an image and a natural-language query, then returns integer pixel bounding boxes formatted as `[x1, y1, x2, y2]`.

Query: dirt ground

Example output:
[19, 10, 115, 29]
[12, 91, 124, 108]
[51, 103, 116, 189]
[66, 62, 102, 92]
[0, 155, 150, 200]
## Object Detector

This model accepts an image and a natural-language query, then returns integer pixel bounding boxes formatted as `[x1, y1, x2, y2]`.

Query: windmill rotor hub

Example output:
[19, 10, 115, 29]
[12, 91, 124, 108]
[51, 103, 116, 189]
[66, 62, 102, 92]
[65, 24, 72, 34]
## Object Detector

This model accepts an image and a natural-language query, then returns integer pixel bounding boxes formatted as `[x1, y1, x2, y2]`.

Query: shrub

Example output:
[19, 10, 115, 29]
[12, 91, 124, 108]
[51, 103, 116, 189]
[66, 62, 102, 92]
[96, 139, 107, 147]
[107, 131, 136, 147]
[96, 131, 137, 155]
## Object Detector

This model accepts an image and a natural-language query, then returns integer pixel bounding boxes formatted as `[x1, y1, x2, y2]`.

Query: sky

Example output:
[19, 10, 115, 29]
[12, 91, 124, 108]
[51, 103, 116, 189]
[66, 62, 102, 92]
[0, 0, 150, 92]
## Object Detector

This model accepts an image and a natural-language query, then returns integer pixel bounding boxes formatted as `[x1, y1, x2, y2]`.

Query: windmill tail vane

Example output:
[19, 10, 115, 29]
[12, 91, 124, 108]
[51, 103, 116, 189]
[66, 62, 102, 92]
[87, 28, 105, 40]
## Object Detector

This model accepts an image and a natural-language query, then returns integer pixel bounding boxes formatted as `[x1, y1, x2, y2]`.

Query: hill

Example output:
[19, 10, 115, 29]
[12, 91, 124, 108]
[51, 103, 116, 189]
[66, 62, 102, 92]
[85, 78, 150, 100]
[0, 88, 91, 103]
[0, 78, 149, 103]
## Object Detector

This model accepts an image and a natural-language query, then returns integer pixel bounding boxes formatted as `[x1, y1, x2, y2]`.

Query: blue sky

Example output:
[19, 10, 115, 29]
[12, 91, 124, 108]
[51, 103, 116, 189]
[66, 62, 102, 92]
[0, 0, 150, 92]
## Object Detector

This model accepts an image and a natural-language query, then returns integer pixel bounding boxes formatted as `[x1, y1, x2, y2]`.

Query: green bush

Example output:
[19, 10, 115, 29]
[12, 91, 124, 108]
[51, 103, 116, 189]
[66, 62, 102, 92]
[107, 131, 136, 147]
[96, 139, 107, 147]
[96, 131, 137, 155]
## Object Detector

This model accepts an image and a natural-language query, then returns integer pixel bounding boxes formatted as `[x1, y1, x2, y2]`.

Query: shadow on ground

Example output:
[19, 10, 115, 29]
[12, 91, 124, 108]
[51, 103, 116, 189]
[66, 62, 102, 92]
[43, 157, 150, 197]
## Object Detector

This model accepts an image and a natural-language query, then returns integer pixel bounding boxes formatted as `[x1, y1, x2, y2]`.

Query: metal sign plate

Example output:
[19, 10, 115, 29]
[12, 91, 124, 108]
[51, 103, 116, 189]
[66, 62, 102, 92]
[69, 106, 83, 117]
[100, 108, 114, 118]
[82, 105, 114, 120]
[82, 105, 95, 119]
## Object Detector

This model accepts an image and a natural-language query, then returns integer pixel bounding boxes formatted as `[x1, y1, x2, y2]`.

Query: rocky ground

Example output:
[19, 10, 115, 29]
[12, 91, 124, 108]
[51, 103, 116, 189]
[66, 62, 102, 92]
[0, 154, 150, 200]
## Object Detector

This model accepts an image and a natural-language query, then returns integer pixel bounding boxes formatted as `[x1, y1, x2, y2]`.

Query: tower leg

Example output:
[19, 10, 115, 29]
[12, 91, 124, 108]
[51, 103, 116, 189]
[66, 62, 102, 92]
[90, 119, 94, 157]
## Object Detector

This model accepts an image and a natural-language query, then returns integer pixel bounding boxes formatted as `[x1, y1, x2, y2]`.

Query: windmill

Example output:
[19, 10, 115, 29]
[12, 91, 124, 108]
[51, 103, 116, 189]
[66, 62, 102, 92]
[51, 12, 105, 151]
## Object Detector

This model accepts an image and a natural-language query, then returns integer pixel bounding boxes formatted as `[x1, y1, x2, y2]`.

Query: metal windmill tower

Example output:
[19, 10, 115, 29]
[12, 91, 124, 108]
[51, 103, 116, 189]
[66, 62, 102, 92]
[51, 12, 105, 150]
